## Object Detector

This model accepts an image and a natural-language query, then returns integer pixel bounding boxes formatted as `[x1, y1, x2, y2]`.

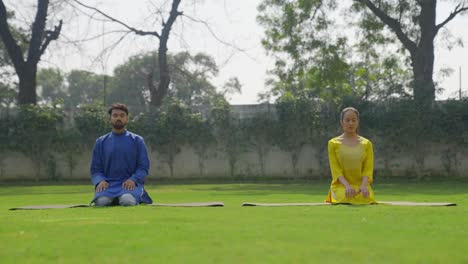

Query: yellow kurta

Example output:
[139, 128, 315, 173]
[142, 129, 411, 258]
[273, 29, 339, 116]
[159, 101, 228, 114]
[326, 136, 376, 204]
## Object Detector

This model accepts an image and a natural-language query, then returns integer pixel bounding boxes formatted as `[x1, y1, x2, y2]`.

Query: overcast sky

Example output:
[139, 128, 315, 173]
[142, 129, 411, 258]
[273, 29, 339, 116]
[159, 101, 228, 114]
[12, 0, 467, 104]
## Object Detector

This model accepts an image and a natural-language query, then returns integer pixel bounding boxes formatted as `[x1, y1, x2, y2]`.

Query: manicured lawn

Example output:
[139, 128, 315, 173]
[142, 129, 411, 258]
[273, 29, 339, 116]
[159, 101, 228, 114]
[1, 182, 467, 263]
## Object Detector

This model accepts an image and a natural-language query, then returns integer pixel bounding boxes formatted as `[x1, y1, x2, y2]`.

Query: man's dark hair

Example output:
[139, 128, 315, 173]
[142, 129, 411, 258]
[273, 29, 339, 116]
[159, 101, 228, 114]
[108, 103, 129, 115]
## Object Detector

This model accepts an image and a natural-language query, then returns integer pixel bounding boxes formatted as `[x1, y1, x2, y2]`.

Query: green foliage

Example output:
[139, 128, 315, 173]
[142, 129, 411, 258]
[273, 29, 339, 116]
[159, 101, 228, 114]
[431, 100, 467, 176]
[362, 99, 468, 177]
[67, 70, 107, 109]
[130, 102, 216, 178]
[10, 105, 64, 180]
[108, 52, 155, 113]
[0, 114, 13, 177]
[0, 40, 9, 69]
[257, 0, 414, 104]
[351, 1, 422, 43]
[169, 52, 220, 109]
[210, 99, 245, 178]
[128, 112, 156, 139]
[275, 93, 313, 177]
[308, 103, 337, 177]
[109, 51, 221, 113]
[243, 113, 276, 177]
[1, 98, 467, 180]
[222, 77, 242, 99]
[73, 104, 108, 147]
[187, 113, 215, 177]
[149, 103, 194, 177]
[46, 153, 59, 181]
[37, 68, 67, 104]
[54, 128, 84, 178]
[0, 82, 15, 111]
[30, 51, 226, 114]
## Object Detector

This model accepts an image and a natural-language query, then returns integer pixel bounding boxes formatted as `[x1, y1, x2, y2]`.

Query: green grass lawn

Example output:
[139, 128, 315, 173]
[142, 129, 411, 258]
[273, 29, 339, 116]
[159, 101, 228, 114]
[1, 181, 467, 264]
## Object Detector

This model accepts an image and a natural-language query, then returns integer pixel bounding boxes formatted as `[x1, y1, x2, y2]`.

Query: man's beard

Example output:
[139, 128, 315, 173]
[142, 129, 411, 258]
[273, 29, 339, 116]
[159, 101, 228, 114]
[112, 121, 125, 129]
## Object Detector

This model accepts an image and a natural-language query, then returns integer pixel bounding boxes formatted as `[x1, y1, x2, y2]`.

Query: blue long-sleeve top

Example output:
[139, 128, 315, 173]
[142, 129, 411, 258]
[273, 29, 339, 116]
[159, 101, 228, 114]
[90, 130, 150, 186]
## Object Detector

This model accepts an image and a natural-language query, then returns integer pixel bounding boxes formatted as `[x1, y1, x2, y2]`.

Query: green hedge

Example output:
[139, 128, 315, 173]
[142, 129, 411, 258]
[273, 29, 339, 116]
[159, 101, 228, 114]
[1, 99, 467, 180]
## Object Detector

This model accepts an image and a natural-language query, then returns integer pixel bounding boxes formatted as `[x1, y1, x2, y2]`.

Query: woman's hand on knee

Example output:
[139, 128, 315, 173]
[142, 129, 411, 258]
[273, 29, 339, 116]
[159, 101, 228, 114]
[359, 185, 370, 198]
[345, 185, 357, 198]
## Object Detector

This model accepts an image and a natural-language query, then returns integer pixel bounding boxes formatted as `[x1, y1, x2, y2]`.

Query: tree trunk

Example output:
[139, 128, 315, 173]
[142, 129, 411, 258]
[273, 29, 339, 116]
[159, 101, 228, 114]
[0, 0, 62, 105]
[150, 42, 170, 107]
[149, 0, 181, 108]
[18, 66, 38, 104]
[72, 0, 182, 108]
[411, 0, 436, 109]
[355, 0, 468, 110]
[411, 50, 435, 109]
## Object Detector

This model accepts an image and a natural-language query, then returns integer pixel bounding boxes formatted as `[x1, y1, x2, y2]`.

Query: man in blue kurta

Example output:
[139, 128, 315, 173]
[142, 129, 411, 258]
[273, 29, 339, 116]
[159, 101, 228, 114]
[90, 103, 152, 206]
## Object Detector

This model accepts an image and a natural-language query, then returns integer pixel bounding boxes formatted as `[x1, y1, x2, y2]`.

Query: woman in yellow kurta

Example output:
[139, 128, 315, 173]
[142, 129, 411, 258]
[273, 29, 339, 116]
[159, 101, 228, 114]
[326, 107, 376, 204]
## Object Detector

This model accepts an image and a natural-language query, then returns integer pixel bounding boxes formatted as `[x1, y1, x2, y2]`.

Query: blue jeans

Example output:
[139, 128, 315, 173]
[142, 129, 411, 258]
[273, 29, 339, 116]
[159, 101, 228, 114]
[94, 193, 137, 206]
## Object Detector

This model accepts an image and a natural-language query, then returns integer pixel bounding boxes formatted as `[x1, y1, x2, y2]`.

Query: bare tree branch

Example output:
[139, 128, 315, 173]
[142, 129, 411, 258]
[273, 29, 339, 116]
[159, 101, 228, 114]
[38, 20, 63, 61]
[61, 29, 129, 44]
[28, 0, 49, 64]
[89, 31, 133, 69]
[150, 0, 183, 107]
[180, 12, 259, 68]
[435, 3, 468, 34]
[182, 14, 246, 53]
[355, 0, 417, 55]
[72, 0, 161, 38]
[147, 0, 166, 23]
[67, 0, 185, 107]
[69, 2, 120, 24]
[0, 0, 25, 72]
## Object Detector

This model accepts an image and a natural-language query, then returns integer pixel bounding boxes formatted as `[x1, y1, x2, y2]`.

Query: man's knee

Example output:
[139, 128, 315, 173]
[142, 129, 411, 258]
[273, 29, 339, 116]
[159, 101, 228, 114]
[119, 193, 137, 206]
[94, 196, 113, 206]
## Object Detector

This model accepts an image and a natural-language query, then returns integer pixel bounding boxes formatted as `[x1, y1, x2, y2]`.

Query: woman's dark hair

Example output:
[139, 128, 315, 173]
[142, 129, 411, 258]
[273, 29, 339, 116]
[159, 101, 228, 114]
[108, 103, 129, 115]
[340, 107, 359, 121]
